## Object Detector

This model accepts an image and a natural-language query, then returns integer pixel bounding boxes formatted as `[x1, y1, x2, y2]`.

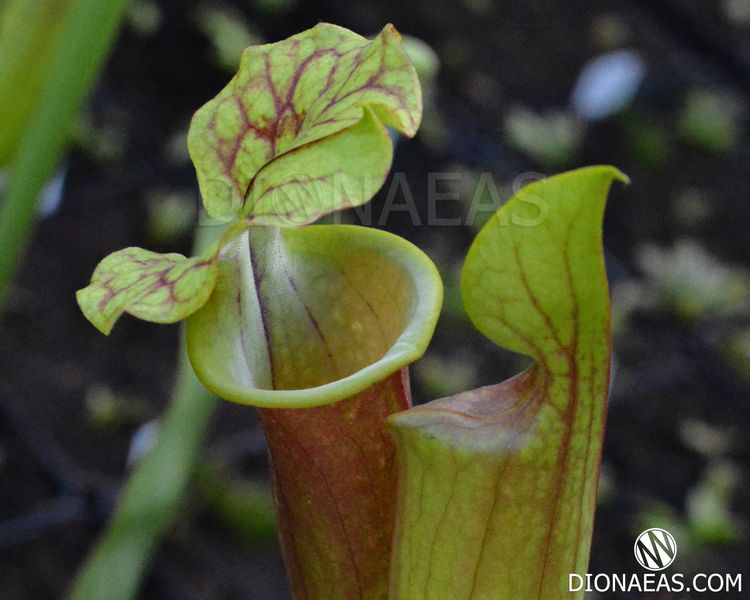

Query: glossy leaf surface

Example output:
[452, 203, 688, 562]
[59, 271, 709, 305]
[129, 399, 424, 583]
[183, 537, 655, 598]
[1, 0, 129, 309]
[186, 224, 442, 408]
[389, 166, 627, 599]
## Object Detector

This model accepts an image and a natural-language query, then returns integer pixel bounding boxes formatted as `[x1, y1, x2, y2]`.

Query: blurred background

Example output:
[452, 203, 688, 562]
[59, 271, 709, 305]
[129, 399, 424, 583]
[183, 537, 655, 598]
[0, 0, 748, 598]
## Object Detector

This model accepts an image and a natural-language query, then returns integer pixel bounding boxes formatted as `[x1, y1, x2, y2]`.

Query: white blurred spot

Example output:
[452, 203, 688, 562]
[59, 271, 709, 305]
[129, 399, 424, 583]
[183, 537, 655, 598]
[37, 167, 67, 218]
[570, 50, 645, 121]
[724, 0, 750, 25]
[127, 419, 161, 467]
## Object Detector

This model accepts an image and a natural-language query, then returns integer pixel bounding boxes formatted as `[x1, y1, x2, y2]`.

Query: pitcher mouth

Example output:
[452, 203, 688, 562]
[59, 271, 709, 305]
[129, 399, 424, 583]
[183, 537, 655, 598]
[186, 224, 442, 409]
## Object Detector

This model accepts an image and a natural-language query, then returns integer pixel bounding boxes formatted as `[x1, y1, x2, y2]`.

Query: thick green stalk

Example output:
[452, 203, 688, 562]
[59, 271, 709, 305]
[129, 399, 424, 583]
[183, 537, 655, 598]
[0, 0, 72, 165]
[0, 0, 129, 308]
[68, 341, 216, 600]
[69, 225, 220, 600]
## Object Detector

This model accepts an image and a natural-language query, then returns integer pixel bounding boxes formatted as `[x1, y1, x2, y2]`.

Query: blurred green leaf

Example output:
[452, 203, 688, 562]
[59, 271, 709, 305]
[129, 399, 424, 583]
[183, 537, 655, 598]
[197, 465, 277, 544]
[194, 4, 260, 72]
[146, 190, 198, 245]
[0, 0, 129, 309]
[0, 0, 72, 166]
[687, 462, 741, 545]
[678, 89, 744, 154]
[504, 106, 584, 168]
[637, 240, 750, 323]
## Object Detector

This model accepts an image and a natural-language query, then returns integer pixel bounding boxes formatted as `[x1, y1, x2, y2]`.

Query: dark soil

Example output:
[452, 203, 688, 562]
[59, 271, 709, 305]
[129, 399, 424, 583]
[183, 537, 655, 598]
[1, 0, 748, 598]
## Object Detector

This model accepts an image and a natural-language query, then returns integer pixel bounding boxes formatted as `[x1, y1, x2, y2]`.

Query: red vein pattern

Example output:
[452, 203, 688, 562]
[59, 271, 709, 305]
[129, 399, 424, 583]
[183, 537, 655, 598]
[260, 370, 411, 600]
[388, 167, 626, 599]
[77, 218, 252, 334]
[77, 248, 216, 334]
[188, 23, 421, 221]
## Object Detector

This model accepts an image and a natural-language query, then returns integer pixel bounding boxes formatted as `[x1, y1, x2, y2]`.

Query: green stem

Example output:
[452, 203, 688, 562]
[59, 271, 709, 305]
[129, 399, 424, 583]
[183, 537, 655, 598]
[0, 0, 128, 309]
[69, 342, 216, 600]
[69, 225, 221, 600]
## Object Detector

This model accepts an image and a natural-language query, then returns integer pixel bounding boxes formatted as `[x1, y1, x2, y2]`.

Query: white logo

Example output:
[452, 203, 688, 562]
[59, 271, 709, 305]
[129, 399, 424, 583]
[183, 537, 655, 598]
[570, 527, 741, 593]
[634, 528, 677, 571]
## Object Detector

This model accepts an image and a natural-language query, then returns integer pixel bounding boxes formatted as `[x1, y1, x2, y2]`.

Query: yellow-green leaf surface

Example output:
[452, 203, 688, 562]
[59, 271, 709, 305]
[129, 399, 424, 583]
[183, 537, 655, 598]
[186, 224, 442, 408]
[186, 223, 442, 597]
[0, 0, 129, 310]
[188, 23, 421, 223]
[73, 22, 432, 600]
[0, 0, 72, 165]
[388, 166, 628, 599]
[76, 249, 216, 335]
[76, 221, 250, 334]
